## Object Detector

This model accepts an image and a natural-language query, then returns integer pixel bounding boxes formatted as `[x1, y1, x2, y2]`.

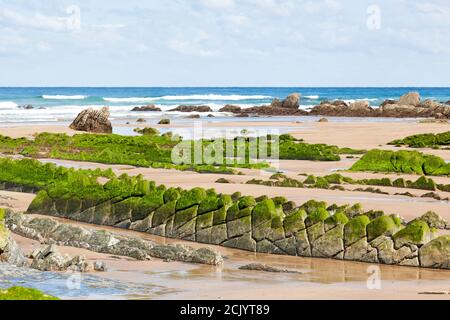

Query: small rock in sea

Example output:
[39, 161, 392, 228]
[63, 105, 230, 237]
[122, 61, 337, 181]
[18, 104, 33, 109]
[235, 113, 249, 118]
[421, 192, 441, 200]
[94, 261, 107, 272]
[170, 105, 212, 113]
[136, 118, 146, 123]
[318, 117, 329, 122]
[186, 114, 200, 119]
[239, 263, 301, 274]
[158, 118, 170, 125]
[207, 114, 215, 118]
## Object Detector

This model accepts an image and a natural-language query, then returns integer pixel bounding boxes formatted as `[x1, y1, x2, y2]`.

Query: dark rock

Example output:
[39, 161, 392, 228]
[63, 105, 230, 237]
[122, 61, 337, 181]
[219, 105, 242, 113]
[239, 263, 301, 274]
[136, 118, 146, 123]
[282, 93, 301, 109]
[380, 99, 397, 108]
[18, 104, 34, 109]
[158, 119, 170, 125]
[69, 107, 112, 133]
[186, 114, 200, 119]
[270, 98, 283, 108]
[318, 118, 328, 123]
[131, 104, 162, 112]
[170, 105, 212, 113]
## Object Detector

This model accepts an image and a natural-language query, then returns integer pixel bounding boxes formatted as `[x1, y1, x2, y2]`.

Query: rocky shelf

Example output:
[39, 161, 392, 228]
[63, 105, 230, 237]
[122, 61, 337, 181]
[22, 180, 450, 270]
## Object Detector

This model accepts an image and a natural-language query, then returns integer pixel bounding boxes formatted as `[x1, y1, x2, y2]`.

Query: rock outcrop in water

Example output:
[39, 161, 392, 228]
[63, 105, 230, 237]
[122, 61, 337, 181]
[131, 104, 162, 112]
[170, 105, 212, 113]
[310, 92, 450, 119]
[70, 107, 113, 133]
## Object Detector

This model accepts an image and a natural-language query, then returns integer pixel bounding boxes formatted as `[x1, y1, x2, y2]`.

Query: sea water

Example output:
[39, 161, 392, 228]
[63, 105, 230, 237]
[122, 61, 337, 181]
[0, 87, 449, 124]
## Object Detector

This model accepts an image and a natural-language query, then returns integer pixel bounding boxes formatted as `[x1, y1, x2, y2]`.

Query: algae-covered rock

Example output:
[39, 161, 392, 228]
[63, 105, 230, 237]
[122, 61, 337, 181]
[256, 239, 285, 255]
[344, 215, 371, 247]
[419, 236, 450, 269]
[294, 229, 311, 257]
[324, 212, 349, 231]
[176, 187, 206, 211]
[0, 287, 59, 301]
[283, 209, 307, 237]
[300, 200, 327, 214]
[152, 200, 177, 227]
[252, 199, 284, 241]
[345, 203, 364, 218]
[393, 220, 433, 249]
[238, 196, 256, 209]
[305, 208, 330, 227]
[189, 247, 223, 265]
[367, 216, 402, 242]
[227, 215, 251, 238]
[222, 233, 256, 252]
[312, 225, 344, 258]
[274, 237, 297, 256]
[413, 211, 449, 230]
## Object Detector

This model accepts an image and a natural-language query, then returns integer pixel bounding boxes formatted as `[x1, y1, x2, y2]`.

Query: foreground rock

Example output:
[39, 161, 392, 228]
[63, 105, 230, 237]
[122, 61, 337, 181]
[30, 244, 92, 272]
[69, 107, 112, 133]
[0, 209, 26, 266]
[281, 93, 301, 109]
[5, 212, 223, 266]
[170, 105, 212, 113]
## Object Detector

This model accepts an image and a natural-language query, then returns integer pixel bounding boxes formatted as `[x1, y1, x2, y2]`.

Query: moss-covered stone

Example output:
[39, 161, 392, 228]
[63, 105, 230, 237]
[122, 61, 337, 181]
[367, 216, 403, 242]
[300, 200, 327, 215]
[252, 199, 284, 241]
[196, 211, 214, 231]
[294, 229, 311, 257]
[419, 235, 450, 269]
[0, 287, 59, 300]
[227, 215, 252, 238]
[408, 176, 437, 191]
[283, 209, 307, 237]
[413, 211, 449, 230]
[325, 212, 349, 230]
[28, 191, 54, 214]
[176, 188, 206, 211]
[163, 188, 181, 203]
[238, 196, 256, 209]
[305, 208, 330, 227]
[345, 203, 364, 218]
[312, 225, 344, 258]
[173, 205, 198, 231]
[393, 220, 433, 248]
[152, 200, 177, 227]
[344, 215, 371, 247]
[222, 232, 256, 252]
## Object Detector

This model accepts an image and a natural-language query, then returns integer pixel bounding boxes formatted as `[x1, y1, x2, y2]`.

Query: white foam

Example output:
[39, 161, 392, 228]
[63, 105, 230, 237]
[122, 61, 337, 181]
[42, 95, 87, 100]
[343, 98, 378, 104]
[103, 94, 272, 102]
[304, 95, 319, 99]
[0, 101, 18, 109]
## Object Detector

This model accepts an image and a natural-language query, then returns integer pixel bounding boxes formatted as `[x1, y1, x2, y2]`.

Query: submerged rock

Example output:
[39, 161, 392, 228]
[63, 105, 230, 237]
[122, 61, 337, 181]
[69, 107, 112, 133]
[239, 263, 301, 274]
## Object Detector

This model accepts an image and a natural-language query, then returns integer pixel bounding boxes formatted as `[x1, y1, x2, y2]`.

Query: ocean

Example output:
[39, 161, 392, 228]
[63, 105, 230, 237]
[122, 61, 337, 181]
[0, 87, 449, 124]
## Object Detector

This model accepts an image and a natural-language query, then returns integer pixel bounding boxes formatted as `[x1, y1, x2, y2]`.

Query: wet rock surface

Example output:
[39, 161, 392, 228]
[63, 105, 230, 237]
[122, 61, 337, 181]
[239, 263, 302, 274]
[169, 105, 213, 113]
[5, 211, 223, 266]
[131, 105, 162, 112]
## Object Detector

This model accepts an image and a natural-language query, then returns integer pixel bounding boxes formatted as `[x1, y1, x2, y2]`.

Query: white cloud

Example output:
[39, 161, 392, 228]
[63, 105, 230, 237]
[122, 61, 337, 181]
[0, 8, 76, 31]
[200, 0, 235, 9]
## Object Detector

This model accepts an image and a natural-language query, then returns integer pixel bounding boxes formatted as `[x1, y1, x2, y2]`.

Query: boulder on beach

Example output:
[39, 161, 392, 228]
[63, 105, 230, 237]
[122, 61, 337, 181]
[398, 92, 421, 106]
[69, 107, 112, 133]
[282, 93, 301, 109]
[131, 104, 162, 112]
[158, 118, 170, 125]
[170, 105, 212, 113]
[380, 99, 397, 108]
[349, 100, 371, 110]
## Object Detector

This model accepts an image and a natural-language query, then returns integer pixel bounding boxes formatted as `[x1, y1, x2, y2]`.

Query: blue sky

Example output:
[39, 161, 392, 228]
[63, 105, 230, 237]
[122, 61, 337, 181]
[0, 0, 449, 87]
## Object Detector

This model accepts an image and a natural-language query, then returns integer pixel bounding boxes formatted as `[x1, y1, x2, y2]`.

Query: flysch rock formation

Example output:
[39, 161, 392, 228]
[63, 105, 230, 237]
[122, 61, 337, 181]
[21, 181, 450, 270]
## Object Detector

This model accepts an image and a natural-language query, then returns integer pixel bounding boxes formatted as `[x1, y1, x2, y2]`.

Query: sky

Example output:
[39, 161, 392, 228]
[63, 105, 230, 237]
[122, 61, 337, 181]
[0, 0, 449, 87]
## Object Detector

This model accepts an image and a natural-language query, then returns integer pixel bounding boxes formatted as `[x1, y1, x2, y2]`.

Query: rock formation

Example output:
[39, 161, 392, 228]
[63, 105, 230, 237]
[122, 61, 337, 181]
[131, 104, 162, 112]
[281, 93, 301, 109]
[69, 107, 112, 133]
[170, 105, 212, 113]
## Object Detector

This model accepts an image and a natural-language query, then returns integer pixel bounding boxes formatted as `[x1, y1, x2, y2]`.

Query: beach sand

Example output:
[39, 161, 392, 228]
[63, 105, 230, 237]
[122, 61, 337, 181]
[1, 118, 449, 300]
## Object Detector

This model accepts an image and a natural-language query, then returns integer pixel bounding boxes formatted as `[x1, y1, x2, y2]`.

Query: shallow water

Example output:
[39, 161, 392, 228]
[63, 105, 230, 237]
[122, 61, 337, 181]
[0, 263, 163, 300]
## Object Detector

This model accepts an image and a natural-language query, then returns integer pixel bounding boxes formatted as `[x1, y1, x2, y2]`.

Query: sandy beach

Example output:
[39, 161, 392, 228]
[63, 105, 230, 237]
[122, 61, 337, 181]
[1, 118, 449, 300]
